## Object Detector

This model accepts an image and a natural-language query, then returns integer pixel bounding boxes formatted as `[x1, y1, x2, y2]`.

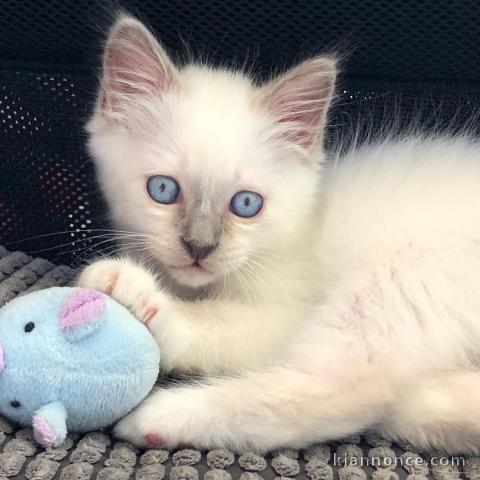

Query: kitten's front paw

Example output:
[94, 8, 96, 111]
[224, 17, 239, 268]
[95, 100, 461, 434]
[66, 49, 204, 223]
[76, 258, 164, 325]
[113, 389, 206, 449]
[114, 404, 158, 448]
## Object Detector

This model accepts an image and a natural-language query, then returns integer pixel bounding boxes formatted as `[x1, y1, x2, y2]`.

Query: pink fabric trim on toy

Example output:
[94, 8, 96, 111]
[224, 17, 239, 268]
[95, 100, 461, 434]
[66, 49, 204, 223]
[33, 415, 57, 447]
[60, 289, 106, 330]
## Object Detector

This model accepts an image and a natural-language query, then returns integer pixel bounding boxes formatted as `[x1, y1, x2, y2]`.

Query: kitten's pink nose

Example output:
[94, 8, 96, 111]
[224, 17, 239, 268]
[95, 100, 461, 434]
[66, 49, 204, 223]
[0, 343, 4, 373]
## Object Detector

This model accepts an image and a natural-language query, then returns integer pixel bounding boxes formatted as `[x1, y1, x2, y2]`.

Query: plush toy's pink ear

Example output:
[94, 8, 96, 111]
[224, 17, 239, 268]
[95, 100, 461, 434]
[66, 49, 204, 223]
[60, 289, 106, 341]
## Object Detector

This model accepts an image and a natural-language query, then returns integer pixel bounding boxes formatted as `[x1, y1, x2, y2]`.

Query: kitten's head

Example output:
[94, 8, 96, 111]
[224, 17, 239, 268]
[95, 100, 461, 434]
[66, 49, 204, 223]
[87, 16, 337, 289]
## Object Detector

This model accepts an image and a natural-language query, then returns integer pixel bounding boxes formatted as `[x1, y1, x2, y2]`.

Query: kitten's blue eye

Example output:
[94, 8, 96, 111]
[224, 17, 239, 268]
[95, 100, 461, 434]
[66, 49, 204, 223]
[147, 176, 180, 204]
[230, 191, 263, 218]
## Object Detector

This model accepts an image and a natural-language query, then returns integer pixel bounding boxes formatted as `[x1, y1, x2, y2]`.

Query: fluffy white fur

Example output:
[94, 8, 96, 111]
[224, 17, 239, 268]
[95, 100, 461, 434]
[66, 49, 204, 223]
[78, 15, 480, 453]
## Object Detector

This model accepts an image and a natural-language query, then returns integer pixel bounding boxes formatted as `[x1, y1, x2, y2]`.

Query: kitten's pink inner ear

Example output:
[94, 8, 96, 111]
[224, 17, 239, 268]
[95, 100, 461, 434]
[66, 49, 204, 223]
[262, 57, 337, 149]
[60, 289, 106, 330]
[102, 17, 177, 109]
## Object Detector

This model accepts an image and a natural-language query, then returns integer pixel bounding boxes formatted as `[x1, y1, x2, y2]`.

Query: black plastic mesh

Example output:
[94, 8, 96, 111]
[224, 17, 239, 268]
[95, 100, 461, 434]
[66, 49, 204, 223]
[1, 1, 480, 266]
[0, 67, 110, 266]
[1, 0, 480, 82]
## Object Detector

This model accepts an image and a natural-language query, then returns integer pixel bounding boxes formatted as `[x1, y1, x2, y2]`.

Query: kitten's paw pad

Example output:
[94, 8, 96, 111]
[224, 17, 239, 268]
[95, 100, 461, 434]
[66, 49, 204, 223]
[76, 258, 161, 321]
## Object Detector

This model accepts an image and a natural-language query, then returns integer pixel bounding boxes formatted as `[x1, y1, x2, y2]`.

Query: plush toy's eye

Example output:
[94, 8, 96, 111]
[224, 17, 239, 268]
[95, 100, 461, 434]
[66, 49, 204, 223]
[147, 176, 180, 204]
[230, 191, 263, 218]
[10, 400, 20, 408]
[24, 322, 35, 333]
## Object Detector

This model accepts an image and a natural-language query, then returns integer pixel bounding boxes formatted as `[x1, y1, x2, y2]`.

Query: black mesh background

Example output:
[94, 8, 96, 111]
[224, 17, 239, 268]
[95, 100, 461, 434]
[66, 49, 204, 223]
[1, 0, 480, 81]
[1, 0, 480, 266]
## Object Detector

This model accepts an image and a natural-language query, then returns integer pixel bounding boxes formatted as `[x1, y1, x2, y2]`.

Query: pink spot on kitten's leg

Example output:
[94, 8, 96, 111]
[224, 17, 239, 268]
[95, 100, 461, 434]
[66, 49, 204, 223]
[145, 432, 165, 446]
[143, 307, 158, 327]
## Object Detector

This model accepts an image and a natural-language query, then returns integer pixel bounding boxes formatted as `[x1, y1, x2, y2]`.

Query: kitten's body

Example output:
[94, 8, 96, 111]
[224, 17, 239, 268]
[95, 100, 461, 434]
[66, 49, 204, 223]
[78, 16, 480, 452]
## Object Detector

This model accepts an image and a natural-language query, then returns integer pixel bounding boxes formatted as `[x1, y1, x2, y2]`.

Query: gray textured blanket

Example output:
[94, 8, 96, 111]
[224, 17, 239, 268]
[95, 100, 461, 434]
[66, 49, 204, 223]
[0, 246, 472, 479]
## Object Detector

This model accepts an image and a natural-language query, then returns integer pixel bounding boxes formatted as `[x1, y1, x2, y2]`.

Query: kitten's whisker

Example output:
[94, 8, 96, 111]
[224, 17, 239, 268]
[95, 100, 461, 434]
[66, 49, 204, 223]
[10, 228, 145, 244]
[74, 237, 152, 261]
[232, 269, 250, 305]
[73, 241, 150, 267]
[240, 265, 264, 305]
[24, 232, 150, 255]
[237, 267, 261, 305]
[243, 262, 270, 302]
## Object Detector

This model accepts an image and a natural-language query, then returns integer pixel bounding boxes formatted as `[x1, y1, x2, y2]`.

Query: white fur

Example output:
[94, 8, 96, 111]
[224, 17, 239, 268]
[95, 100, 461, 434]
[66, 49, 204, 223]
[78, 15, 480, 453]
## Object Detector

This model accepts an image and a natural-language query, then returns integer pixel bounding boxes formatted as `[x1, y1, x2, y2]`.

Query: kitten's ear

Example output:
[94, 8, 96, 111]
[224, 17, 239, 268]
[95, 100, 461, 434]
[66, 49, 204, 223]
[260, 56, 337, 150]
[99, 15, 178, 114]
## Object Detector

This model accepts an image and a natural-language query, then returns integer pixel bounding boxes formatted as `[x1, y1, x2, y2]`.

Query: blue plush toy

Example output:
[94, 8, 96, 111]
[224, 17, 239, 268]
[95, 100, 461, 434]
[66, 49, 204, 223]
[0, 287, 160, 447]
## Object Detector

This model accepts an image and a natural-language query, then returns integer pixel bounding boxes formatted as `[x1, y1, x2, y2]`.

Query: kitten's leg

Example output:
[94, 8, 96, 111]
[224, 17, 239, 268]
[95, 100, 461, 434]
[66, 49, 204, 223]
[77, 257, 303, 374]
[114, 359, 391, 451]
[111, 261, 421, 450]
[379, 371, 480, 454]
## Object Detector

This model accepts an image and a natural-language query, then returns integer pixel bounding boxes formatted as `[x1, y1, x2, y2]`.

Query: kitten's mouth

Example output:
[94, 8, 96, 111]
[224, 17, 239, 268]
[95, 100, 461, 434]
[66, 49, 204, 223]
[163, 253, 221, 288]
[186, 261, 208, 273]
[171, 261, 210, 274]
[166, 259, 218, 288]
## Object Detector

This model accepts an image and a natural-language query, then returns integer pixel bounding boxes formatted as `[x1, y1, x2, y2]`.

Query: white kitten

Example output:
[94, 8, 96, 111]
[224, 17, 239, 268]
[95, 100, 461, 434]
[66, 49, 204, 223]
[78, 15, 480, 453]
